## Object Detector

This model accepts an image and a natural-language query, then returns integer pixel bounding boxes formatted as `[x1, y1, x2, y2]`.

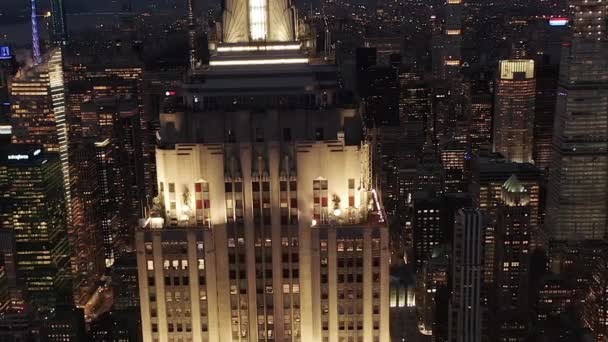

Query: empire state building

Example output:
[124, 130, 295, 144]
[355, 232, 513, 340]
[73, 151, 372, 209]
[135, 1, 391, 342]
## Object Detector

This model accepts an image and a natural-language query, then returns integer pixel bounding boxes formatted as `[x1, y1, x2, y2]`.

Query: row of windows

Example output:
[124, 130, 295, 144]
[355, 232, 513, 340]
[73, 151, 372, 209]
[146, 259, 205, 271]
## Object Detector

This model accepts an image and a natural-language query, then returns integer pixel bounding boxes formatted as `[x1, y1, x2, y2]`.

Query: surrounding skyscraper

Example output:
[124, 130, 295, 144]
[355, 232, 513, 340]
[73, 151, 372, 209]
[493, 59, 536, 163]
[416, 247, 449, 337]
[441, 141, 467, 193]
[412, 192, 442, 270]
[94, 137, 127, 267]
[493, 175, 532, 340]
[533, 57, 559, 171]
[432, 0, 463, 79]
[495, 175, 531, 310]
[0, 145, 70, 312]
[49, 0, 68, 45]
[40, 305, 86, 341]
[0, 46, 16, 144]
[448, 208, 483, 342]
[443, 0, 463, 78]
[546, 0, 608, 240]
[10, 48, 71, 227]
[468, 79, 493, 153]
[471, 155, 541, 286]
[68, 141, 104, 306]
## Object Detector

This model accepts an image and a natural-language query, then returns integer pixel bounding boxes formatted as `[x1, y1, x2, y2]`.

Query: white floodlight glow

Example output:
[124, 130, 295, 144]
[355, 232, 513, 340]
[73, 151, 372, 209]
[217, 44, 301, 52]
[209, 58, 309, 66]
[249, 0, 267, 41]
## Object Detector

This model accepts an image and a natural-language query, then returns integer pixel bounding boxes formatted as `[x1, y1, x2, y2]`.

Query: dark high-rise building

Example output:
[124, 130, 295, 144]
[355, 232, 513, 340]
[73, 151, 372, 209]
[0, 145, 70, 313]
[355, 47, 377, 96]
[0, 229, 17, 293]
[493, 175, 532, 340]
[76, 97, 145, 267]
[361, 66, 400, 127]
[398, 75, 433, 138]
[95, 251, 143, 342]
[50, 0, 68, 44]
[0, 45, 16, 144]
[68, 141, 104, 307]
[533, 57, 559, 172]
[412, 192, 442, 270]
[546, 0, 608, 240]
[41, 305, 87, 342]
[112, 252, 140, 311]
[495, 175, 532, 310]
[471, 154, 542, 286]
[0, 253, 10, 315]
[534, 274, 575, 325]
[416, 247, 449, 337]
[468, 79, 493, 153]
[64, 63, 155, 214]
[448, 208, 483, 342]
[440, 141, 467, 193]
[432, 0, 463, 80]
[94, 138, 126, 268]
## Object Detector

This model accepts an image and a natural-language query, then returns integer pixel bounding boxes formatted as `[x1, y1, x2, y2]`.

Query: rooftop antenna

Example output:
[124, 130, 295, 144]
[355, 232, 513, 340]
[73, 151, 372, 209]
[188, 0, 197, 71]
[31, 0, 42, 65]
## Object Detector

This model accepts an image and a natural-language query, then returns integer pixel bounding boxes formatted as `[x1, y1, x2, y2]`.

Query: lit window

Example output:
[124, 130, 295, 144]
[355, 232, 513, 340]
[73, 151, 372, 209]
[147, 260, 154, 270]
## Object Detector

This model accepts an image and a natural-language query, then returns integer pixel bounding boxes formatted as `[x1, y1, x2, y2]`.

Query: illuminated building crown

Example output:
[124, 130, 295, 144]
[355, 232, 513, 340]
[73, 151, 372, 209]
[222, 0, 296, 43]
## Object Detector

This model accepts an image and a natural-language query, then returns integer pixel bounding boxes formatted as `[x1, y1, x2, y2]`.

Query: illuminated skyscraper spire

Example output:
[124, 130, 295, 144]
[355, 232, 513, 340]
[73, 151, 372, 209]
[222, 0, 296, 43]
[31, 0, 41, 65]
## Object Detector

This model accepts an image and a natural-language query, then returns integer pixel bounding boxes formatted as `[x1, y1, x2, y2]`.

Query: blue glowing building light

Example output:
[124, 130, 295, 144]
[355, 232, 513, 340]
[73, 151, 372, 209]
[0, 46, 11, 60]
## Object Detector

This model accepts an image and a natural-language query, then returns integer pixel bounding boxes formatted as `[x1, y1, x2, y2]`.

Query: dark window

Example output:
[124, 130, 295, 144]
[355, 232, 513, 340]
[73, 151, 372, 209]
[256, 128, 264, 142]
[227, 129, 235, 142]
[283, 128, 292, 141]
[315, 128, 324, 140]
